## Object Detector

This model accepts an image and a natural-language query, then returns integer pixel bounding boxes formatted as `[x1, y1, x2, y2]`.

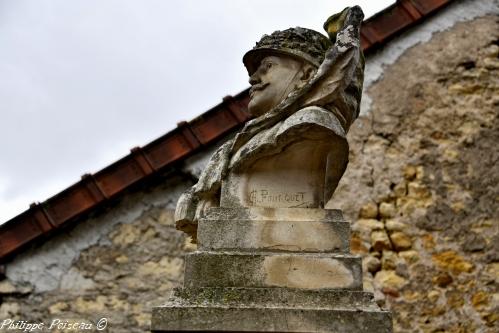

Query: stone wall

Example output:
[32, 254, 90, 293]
[0, 174, 195, 332]
[1, 3, 498, 333]
[329, 13, 499, 333]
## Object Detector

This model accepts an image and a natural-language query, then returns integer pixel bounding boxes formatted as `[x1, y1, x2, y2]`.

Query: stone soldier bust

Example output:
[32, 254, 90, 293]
[154, 7, 392, 331]
[175, 6, 365, 241]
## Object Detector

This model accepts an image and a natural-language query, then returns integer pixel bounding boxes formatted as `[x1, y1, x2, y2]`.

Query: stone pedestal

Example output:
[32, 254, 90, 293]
[151, 207, 392, 332]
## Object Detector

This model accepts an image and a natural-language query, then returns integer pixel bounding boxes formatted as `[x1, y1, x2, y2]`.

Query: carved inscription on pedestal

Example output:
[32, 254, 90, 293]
[248, 189, 310, 207]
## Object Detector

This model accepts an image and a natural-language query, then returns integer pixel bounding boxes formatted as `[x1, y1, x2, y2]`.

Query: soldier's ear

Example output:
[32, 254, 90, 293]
[300, 65, 316, 82]
[294, 64, 316, 90]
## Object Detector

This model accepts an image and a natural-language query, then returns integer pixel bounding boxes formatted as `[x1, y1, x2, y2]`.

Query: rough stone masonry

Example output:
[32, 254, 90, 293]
[329, 5, 499, 333]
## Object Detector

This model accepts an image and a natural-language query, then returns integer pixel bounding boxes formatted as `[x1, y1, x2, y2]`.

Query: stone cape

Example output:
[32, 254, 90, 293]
[220, 106, 349, 209]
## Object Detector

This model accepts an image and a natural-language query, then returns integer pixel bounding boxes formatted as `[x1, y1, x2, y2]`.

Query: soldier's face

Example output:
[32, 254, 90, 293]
[248, 55, 304, 117]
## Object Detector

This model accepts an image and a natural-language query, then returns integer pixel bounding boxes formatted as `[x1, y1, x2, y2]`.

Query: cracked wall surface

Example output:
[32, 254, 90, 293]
[1, 1, 498, 332]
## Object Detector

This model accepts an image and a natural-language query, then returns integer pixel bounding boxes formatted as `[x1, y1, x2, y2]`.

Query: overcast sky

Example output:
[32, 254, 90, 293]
[0, 0, 394, 223]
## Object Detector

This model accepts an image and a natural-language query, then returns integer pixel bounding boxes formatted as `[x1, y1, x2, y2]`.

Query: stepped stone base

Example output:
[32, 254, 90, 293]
[184, 252, 362, 289]
[151, 207, 392, 332]
[198, 207, 350, 253]
[152, 306, 392, 332]
[166, 287, 379, 309]
[151, 288, 391, 332]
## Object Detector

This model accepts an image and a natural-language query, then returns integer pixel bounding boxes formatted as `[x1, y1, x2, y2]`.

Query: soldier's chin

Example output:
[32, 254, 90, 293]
[248, 98, 267, 117]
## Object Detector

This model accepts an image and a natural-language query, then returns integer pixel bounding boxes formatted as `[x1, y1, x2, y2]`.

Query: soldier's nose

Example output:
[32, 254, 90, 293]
[249, 73, 260, 85]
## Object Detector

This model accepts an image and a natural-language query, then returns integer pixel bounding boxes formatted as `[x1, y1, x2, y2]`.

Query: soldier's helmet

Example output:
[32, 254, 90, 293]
[243, 27, 331, 75]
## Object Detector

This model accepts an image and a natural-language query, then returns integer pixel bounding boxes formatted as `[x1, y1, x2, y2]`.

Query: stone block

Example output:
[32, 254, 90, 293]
[152, 305, 392, 332]
[374, 270, 407, 291]
[198, 213, 350, 253]
[403, 165, 417, 180]
[385, 218, 408, 232]
[390, 232, 412, 251]
[398, 250, 419, 263]
[359, 202, 378, 218]
[381, 251, 398, 270]
[371, 230, 392, 251]
[350, 234, 371, 253]
[393, 182, 407, 197]
[432, 272, 453, 288]
[353, 219, 384, 233]
[170, 287, 377, 309]
[363, 255, 381, 274]
[184, 252, 363, 290]
[379, 202, 396, 218]
[0, 280, 17, 294]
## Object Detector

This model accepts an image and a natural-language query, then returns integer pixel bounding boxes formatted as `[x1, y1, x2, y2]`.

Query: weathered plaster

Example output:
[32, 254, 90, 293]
[360, 0, 499, 116]
[6, 175, 188, 292]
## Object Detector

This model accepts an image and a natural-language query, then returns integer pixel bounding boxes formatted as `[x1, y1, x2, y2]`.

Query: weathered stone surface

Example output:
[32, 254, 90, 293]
[0, 280, 17, 294]
[0, 302, 20, 317]
[462, 232, 487, 252]
[198, 218, 350, 253]
[220, 129, 347, 210]
[427, 290, 440, 302]
[354, 218, 385, 233]
[156, 286, 392, 331]
[381, 251, 399, 271]
[359, 202, 378, 219]
[379, 202, 396, 218]
[157, 201, 389, 331]
[169, 287, 377, 309]
[350, 234, 371, 254]
[198, 207, 350, 253]
[184, 252, 362, 290]
[152, 305, 392, 332]
[432, 272, 453, 288]
[363, 255, 382, 274]
[204, 206, 344, 222]
[432, 250, 474, 274]
[385, 218, 408, 232]
[48, 301, 69, 315]
[389, 232, 412, 251]
[371, 230, 392, 251]
[374, 270, 407, 291]
[398, 250, 419, 264]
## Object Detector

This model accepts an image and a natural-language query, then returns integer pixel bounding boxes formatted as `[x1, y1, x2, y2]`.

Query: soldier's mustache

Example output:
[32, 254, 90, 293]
[249, 83, 269, 97]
